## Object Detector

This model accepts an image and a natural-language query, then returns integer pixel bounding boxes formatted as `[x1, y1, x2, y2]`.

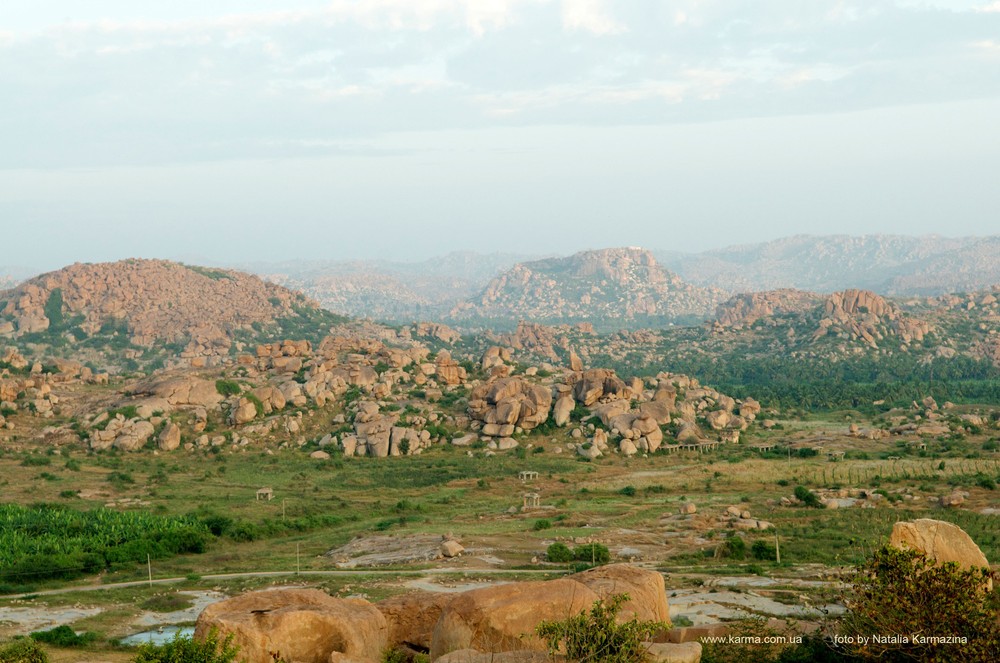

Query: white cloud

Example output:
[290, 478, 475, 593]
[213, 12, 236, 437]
[561, 0, 625, 34]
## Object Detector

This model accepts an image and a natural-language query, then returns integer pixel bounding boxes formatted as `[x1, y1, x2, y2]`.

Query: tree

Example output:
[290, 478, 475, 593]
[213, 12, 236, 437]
[839, 545, 999, 662]
[536, 594, 666, 663]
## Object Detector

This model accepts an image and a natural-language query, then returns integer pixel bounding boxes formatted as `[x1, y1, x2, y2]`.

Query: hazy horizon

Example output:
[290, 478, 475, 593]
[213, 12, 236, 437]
[2, 1, 999, 269]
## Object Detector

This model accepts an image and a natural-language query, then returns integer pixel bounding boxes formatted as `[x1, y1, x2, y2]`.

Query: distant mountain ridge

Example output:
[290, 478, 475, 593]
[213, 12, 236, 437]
[244, 252, 530, 321]
[656, 234, 1000, 295]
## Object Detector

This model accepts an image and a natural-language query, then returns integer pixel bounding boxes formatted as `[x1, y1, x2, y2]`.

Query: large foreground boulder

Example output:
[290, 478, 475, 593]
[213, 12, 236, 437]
[889, 518, 992, 587]
[430, 579, 599, 659]
[571, 563, 670, 624]
[194, 588, 387, 663]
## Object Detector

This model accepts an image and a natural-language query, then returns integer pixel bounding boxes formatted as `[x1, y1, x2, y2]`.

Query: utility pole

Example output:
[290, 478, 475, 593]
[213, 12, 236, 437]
[147, 554, 153, 588]
[774, 532, 781, 565]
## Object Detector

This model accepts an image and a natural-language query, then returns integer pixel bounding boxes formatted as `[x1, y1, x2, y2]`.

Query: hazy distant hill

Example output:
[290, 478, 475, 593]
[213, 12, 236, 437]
[450, 247, 727, 329]
[656, 234, 1000, 295]
[245, 252, 530, 322]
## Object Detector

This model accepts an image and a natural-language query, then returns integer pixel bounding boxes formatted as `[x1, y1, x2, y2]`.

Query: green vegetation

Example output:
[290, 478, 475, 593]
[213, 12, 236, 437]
[215, 380, 241, 397]
[131, 629, 239, 663]
[182, 265, 232, 281]
[573, 543, 610, 565]
[0, 504, 208, 586]
[537, 594, 667, 663]
[794, 485, 823, 508]
[839, 545, 1000, 662]
[547, 542, 574, 562]
[30, 625, 99, 648]
[0, 638, 48, 663]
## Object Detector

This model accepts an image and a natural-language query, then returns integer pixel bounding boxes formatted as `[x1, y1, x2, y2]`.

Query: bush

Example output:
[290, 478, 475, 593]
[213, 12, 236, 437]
[573, 543, 611, 565]
[547, 542, 574, 563]
[839, 545, 1000, 662]
[132, 629, 239, 663]
[537, 594, 667, 663]
[751, 540, 777, 561]
[618, 486, 637, 497]
[0, 638, 48, 663]
[30, 625, 98, 647]
[718, 535, 746, 560]
[794, 485, 823, 508]
[532, 519, 551, 531]
[215, 380, 241, 397]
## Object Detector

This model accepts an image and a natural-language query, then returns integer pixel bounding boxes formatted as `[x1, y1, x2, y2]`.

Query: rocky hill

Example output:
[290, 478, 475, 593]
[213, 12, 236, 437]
[450, 248, 726, 329]
[713, 288, 932, 349]
[0, 260, 346, 369]
[658, 234, 1000, 295]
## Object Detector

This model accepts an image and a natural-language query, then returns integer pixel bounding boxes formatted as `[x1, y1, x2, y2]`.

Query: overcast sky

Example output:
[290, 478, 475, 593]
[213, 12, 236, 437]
[1, 0, 998, 270]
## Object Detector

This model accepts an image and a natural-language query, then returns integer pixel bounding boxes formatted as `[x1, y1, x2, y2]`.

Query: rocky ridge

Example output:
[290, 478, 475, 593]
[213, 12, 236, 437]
[451, 248, 727, 328]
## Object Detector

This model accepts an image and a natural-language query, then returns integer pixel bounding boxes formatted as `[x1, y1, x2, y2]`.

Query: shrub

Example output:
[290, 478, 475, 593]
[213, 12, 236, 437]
[751, 540, 777, 561]
[132, 629, 239, 663]
[839, 545, 999, 662]
[532, 519, 552, 531]
[974, 474, 996, 491]
[573, 543, 611, 565]
[536, 594, 667, 663]
[794, 485, 823, 508]
[0, 638, 48, 663]
[30, 625, 98, 647]
[718, 535, 746, 560]
[215, 380, 241, 397]
[618, 485, 637, 497]
[547, 542, 574, 563]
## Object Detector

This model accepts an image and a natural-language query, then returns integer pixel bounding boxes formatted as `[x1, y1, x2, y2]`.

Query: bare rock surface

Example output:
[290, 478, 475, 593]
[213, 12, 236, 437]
[194, 588, 387, 663]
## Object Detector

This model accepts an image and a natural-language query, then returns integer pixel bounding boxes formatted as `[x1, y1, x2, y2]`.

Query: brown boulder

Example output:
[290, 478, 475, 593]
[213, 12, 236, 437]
[157, 423, 181, 451]
[889, 519, 991, 586]
[572, 369, 630, 406]
[570, 564, 670, 624]
[142, 377, 224, 408]
[430, 579, 599, 659]
[194, 588, 387, 663]
[230, 398, 258, 425]
[553, 395, 574, 427]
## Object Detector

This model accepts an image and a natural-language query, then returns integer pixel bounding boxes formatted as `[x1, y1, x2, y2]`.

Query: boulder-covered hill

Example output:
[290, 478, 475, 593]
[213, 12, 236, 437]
[657, 234, 1000, 295]
[449, 247, 727, 329]
[0, 259, 346, 368]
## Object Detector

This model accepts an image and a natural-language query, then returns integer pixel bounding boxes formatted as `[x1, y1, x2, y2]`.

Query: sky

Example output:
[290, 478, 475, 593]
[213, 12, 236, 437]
[1, 0, 999, 270]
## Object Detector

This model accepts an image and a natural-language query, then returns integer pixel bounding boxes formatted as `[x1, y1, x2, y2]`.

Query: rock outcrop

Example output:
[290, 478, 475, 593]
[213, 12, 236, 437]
[194, 588, 387, 663]
[714, 289, 821, 329]
[814, 289, 931, 347]
[468, 377, 552, 436]
[430, 579, 600, 659]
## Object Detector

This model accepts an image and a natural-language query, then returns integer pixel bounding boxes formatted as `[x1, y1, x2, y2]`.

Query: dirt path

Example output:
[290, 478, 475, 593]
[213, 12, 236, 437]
[2, 568, 568, 600]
